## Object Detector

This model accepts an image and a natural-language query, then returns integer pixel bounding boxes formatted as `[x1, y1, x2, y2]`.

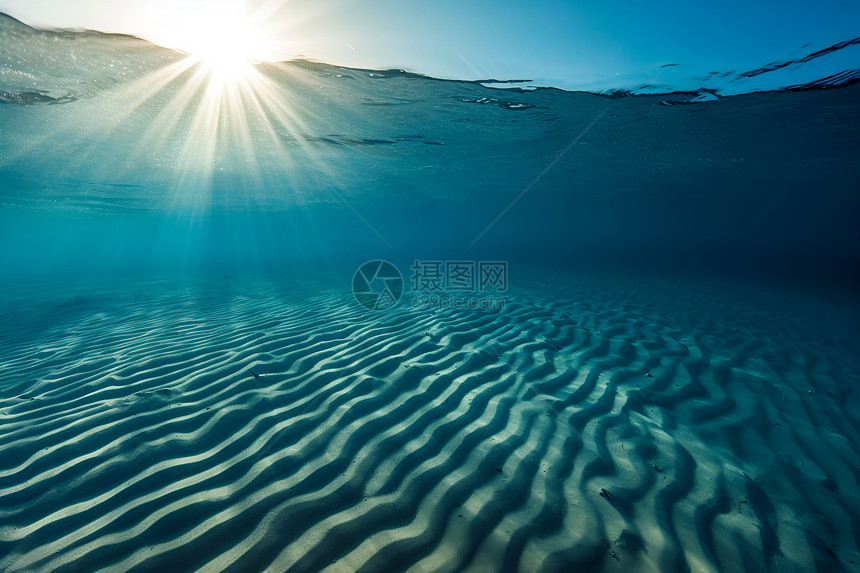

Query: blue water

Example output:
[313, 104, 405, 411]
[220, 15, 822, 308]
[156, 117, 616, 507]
[2, 12, 860, 573]
[1, 12, 858, 288]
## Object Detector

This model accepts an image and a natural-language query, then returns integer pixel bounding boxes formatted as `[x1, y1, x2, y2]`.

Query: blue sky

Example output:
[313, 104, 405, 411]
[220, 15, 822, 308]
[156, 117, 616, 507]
[1, 0, 858, 91]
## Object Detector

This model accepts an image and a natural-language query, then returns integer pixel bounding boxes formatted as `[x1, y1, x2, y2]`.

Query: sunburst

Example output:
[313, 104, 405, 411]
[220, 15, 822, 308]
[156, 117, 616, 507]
[121, 0, 336, 211]
[2, 1, 355, 214]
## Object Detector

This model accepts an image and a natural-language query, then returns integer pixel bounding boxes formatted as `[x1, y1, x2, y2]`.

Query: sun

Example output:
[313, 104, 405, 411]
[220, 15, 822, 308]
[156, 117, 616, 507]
[143, 2, 281, 83]
[182, 10, 268, 82]
[89, 0, 327, 211]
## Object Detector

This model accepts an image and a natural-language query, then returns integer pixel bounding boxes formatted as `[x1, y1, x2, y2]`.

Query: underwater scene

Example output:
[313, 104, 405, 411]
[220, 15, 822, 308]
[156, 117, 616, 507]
[1, 6, 860, 573]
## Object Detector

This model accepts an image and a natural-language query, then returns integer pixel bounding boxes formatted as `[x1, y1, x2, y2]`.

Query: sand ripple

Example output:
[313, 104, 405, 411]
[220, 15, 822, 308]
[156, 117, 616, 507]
[1, 272, 859, 572]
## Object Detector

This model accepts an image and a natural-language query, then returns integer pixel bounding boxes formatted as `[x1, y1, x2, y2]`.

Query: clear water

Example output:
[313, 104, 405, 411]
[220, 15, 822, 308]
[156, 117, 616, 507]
[2, 12, 860, 573]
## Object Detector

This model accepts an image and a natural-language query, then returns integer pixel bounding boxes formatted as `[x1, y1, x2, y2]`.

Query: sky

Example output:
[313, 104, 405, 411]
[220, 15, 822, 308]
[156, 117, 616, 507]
[0, 0, 858, 91]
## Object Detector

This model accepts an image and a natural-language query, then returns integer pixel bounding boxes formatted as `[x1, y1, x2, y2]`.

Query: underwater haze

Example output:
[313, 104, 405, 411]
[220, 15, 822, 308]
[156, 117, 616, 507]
[2, 11, 860, 573]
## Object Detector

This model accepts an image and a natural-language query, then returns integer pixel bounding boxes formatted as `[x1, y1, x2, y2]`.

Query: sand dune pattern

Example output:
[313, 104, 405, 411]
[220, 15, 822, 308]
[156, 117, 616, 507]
[1, 274, 859, 572]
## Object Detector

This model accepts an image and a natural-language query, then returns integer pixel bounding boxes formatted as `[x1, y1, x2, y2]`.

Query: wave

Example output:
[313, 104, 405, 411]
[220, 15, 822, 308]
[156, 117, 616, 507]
[626, 35, 860, 96]
[1, 11, 858, 105]
[740, 36, 860, 79]
[0, 13, 180, 104]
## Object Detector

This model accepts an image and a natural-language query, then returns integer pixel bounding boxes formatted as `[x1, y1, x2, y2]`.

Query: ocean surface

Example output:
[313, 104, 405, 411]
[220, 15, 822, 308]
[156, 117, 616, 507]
[2, 12, 860, 573]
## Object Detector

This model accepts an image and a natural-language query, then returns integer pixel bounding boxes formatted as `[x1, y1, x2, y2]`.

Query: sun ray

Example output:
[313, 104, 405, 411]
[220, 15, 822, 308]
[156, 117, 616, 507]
[2, 0, 364, 213]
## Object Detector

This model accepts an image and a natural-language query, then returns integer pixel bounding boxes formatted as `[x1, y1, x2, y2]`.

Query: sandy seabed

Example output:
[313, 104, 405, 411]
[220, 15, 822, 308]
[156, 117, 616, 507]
[1, 269, 858, 573]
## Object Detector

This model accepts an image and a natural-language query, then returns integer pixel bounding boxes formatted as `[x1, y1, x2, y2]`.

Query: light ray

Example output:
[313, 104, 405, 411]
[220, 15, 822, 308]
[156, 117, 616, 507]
[4, 0, 392, 231]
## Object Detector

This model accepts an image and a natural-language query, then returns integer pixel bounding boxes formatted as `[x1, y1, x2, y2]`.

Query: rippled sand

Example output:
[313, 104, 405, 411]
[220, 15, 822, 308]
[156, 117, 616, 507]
[1, 270, 858, 572]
